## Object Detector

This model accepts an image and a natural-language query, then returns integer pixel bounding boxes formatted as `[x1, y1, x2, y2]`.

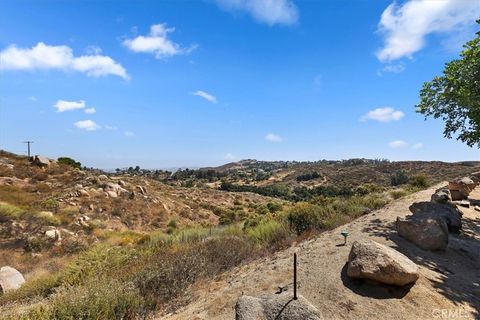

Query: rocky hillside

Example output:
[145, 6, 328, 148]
[0, 151, 280, 279]
[171, 158, 480, 195]
[0, 150, 479, 319]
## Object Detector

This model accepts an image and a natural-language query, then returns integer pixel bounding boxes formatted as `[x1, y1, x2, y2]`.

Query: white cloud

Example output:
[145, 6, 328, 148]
[54, 99, 86, 112]
[224, 153, 236, 160]
[376, 0, 480, 62]
[84, 107, 96, 114]
[377, 63, 406, 76]
[361, 107, 404, 122]
[265, 133, 282, 143]
[124, 131, 135, 137]
[413, 143, 424, 149]
[215, 0, 298, 26]
[389, 140, 408, 148]
[74, 120, 100, 131]
[123, 23, 195, 59]
[28, 96, 37, 101]
[192, 90, 217, 103]
[0, 42, 128, 79]
[85, 45, 102, 55]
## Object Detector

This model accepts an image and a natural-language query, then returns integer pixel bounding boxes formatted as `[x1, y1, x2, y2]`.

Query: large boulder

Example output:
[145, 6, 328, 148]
[103, 183, 127, 195]
[0, 266, 25, 293]
[32, 155, 50, 167]
[431, 187, 451, 204]
[448, 177, 475, 200]
[396, 216, 448, 250]
[347, 240, 419, 286]
[45, 228, 61, 241]
[235, 293, 323, 320]
[459, 177, 477, 190]
[470, 172, 480, 185]
[409, 201, 462, 232]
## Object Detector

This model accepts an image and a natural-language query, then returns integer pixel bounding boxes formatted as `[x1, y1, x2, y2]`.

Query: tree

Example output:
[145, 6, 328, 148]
[417, 20, 480, 147]
[57, 157, 81, 169]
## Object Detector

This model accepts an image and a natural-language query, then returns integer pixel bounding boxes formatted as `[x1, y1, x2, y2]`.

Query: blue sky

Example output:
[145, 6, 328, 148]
[0, 0, 479, 169]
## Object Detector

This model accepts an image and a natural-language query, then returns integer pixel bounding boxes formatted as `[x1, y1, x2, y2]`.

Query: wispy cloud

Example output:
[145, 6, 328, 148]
[377, 63, 405, 76]
[389, 140, 408, 148]
[29, 96, 37, 101]
[265, 133, 283, 143]
[124, 131, 135, 137]
[0, 42, 128, 79]
[123, 23, 196, 59]
[192, 90, 217, 103]
[224, 153, 236, 160]
[54, 99, 86, 112]
[376, 0, 480, 62]
[413, 143, 424, 149]
[361, 107, 404, 122]
[84, 107, 96, 114]
[74, 120, 100, 131]
[214, 0, 298, 26]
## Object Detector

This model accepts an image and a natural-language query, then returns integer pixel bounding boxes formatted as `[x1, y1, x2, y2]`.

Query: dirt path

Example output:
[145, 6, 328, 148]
[160, 183, 480, 320]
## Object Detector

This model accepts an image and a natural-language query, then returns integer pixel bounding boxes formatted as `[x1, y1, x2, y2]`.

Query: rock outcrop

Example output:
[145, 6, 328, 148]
[0, 266, 25, 293]
[396, 216, 448, 250]
[103, 182, 127, 196]
[235, 293, 323, 320]
[448, 177, 477, 201]
[409, 201, 462, 232]
[347, 240, 419, 286]
[431, 187, 451, 204]
[32, 155, 51, 167]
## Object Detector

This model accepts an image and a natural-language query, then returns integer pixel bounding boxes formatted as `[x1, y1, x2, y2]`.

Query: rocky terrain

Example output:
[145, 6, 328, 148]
[0, 151, 280, 282]
[162, 182, 479, 320]
[0, 149, 479, 319]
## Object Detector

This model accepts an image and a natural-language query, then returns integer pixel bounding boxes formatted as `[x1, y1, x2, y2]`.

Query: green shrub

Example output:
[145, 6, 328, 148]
[32, 211, 61, 225]
[243, 214, 263, 230]
[247, 220, 290, 246]
[0, 274, 60, 304]
[266, 202, 282, 213]
[60, 245, 136, 286]
[390, 170, 409, 186]
[256, 205, 270, 215]
[57, 157, 81, 169]
[166, 219, 177, 229]
[409, 174, 429, 188]
[286, 203, 325, 234]
[40, 198, 60, 212]
[135, 236, 251, 304]
[296, 172, 321, 181]
[0, 202, 24, 221]
[390, 189, 408, 199]
[47, 278, 146, 320]
[217, 208, 236, 225]
[355, 183, 385, 195]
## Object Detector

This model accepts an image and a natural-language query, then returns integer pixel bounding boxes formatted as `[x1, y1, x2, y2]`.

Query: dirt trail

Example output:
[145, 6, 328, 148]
[161, 183, 480, 320]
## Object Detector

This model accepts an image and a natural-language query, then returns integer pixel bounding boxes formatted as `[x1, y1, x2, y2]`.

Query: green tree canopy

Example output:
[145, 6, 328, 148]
[57, 157, 81, 169]
[417, 20, 480, 147]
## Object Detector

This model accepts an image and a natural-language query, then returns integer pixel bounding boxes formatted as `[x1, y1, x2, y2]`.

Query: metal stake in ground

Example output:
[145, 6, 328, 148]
[293, 252, 298, 300]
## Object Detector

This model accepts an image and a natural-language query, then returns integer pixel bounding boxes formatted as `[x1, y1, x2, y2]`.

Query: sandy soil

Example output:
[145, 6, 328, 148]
[160, 182, 480, 320]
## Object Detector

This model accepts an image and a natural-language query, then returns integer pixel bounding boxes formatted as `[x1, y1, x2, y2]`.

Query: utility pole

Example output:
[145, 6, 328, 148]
[23, 141, 33, 158]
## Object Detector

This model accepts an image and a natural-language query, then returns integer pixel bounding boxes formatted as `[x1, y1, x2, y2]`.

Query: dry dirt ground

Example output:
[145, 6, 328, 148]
[160, 183, 480, 320]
